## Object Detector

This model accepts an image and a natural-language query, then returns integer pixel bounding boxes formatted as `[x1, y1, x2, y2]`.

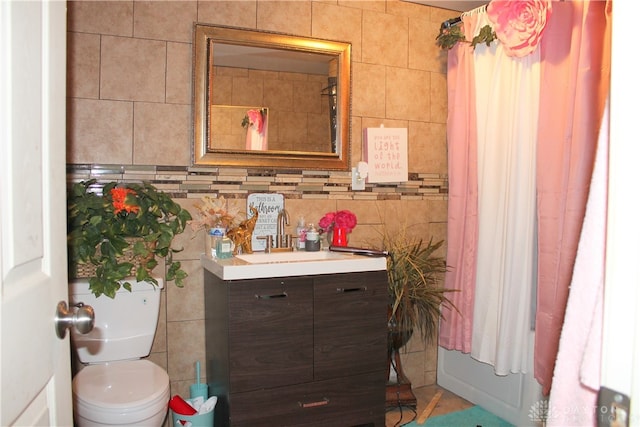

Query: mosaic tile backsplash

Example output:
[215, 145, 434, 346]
[67, 164, 448, 201]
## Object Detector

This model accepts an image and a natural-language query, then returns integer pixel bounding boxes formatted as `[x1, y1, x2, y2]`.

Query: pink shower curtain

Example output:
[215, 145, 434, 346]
[535, 0, 611, 394]
[438, 14, 480, 354]
[439, 1, 611, 394]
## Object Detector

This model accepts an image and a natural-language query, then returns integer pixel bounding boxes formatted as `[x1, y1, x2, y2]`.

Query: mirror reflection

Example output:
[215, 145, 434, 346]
[193, 25, 351, 170]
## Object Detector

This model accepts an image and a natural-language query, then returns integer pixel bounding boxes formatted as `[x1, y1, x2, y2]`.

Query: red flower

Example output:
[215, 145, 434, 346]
[110, 188, 139, 214]
[319, 210, 357, 233]
[487, 0, 552, 58]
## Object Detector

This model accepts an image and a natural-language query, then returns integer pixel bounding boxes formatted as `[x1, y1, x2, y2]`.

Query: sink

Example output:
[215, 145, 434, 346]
[201, 249, 386, 280]
[236, 250, 348, 264]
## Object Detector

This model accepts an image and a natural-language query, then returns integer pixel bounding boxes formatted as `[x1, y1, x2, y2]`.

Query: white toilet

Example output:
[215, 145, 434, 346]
[70, 279, 170, 427]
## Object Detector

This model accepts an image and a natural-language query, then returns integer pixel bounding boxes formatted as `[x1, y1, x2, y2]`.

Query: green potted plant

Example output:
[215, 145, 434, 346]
[384, 229, 454, 346]
[377, 226, 457, 404]
[67, 179, 192, 298]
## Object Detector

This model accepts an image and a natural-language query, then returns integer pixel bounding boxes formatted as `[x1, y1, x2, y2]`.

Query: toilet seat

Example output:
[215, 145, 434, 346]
[73, 359, 169, 426]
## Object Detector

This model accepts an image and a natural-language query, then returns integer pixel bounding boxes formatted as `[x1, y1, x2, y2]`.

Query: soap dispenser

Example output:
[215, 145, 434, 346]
[304, 224, 320, 252]
[216, 231, 234, 259]
[296, 217, 306, 250]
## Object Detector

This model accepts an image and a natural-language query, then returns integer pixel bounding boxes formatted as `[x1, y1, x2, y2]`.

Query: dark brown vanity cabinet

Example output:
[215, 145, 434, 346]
[204, 270, 388, 427]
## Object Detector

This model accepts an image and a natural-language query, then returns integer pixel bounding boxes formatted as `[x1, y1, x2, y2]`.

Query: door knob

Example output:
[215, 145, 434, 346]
[55, 301, 95, 339]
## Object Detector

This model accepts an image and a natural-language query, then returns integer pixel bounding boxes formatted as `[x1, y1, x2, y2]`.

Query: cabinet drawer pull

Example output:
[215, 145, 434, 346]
[298, 397, 329, 408]
[255, 292, 288, 299]
[336, 286, 367, 293]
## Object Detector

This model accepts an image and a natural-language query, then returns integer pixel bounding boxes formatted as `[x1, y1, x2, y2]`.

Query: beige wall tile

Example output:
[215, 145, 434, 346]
[386, 0, 431, 19]
[166, 260, 205, 322]
[430, 71, 448, 123]
[197, 0, 257, 29]
[408, 121, 447, 174]
[264, 78, 294, 111]
[362, 9, 408, 67]
[67, 32, 100, 99]
[133, 0, 197, 43]
[166, 42, 192, 105]
[311, 2, 362, 62]
[133, 102, 191, 165]
[68, 1, 134, 36]
[231, 75, 264, 107]
[257, 1, 312, 36]
[386, 67, 431, 121]
[167, 319, 205, 380]
[294, 80, 323, 114]
[151, 289, 168, 353]
[400, 348, 426, 387]
[173, 199, 210, 259]
[339, 0, 385, 13]
[100, 36, 167, 103]
[352, 62, 386, 119]
[66, 98, 133, 164]
[409, 16, 448, 73]
[430, 5, 459, 24]
[351, 116, 363, 162]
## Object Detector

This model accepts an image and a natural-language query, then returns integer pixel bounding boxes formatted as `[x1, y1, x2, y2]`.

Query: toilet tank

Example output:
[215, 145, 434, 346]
[69, 279, 164, 364]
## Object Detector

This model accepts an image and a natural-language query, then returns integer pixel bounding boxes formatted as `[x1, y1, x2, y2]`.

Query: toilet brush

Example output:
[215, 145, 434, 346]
[189, 361, 208, 400]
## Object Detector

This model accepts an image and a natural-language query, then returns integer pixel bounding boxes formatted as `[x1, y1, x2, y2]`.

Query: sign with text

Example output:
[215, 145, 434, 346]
[247, 193, 284, 251]
[363, 127, 408, 183]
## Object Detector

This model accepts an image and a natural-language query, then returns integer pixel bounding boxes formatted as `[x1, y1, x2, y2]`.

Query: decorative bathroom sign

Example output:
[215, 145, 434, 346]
[247, 193, 284, 251]
[363, 127, 408, 183]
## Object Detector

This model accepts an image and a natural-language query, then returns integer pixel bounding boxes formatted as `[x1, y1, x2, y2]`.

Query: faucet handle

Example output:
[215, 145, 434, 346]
[257, 235, 273, 253]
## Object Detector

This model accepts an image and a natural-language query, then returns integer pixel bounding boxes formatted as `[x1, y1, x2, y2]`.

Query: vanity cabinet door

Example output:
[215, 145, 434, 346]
[313, 271, 388, 381]
[228, 277, 313, 392]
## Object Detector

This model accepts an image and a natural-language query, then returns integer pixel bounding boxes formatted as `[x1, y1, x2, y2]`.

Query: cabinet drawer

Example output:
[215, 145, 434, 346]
[313, 271, 388, 380]
[229, 277, 313, 392]
[229, 371, 385, 427]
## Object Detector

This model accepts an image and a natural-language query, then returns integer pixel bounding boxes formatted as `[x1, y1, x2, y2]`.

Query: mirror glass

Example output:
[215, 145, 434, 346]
[193, 24, 352, 170]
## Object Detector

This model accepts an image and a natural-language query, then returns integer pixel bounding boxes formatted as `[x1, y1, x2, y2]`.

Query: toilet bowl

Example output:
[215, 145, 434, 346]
[72, 360, 169, 427]
[70, 279, 169, 427]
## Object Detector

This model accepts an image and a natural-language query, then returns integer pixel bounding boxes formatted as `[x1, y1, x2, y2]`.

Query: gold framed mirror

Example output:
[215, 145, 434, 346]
[193, 24, 352, 170]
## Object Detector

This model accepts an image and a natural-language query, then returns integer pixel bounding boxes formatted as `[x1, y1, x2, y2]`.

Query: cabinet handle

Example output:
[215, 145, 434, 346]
[255, 292, 288, 299]
[298, 397, 329, 408]
[336, 286, 367, 293]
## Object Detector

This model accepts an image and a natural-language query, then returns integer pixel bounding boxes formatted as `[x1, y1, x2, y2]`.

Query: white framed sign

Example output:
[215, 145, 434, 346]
[363, 127, 408, 183]
[247, 193, 284, 251]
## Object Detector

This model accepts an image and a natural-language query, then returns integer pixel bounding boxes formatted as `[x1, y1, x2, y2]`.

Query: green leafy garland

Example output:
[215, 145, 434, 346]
[436, 23, 497, 50]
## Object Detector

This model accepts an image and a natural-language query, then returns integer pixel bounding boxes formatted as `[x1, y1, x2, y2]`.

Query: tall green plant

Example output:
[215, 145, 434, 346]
[382, 228, 456, 345]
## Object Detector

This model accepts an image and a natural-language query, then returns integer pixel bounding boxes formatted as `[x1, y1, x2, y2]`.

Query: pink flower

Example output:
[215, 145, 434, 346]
[487, 0, 552, 58]
[319, 210, 357, 233]
[247, 109, 264, 134]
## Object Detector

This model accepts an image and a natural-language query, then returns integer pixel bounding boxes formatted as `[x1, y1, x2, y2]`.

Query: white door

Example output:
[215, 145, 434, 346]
[0, 1, 73, 426]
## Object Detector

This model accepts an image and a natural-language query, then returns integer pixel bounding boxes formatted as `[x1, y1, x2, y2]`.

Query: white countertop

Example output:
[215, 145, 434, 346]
[201, 249, 387, 281]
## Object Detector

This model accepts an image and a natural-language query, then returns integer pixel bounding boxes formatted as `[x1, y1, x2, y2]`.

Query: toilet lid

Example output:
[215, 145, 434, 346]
[73, 359, 169, 409]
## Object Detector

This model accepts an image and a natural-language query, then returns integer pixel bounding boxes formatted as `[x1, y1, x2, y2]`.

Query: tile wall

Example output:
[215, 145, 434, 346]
[66, 0, 457, 397]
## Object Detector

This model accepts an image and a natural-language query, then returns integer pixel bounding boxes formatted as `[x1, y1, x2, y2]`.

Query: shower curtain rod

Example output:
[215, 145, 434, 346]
[440, 2, 489, 30]
[440, 16, 462, 30]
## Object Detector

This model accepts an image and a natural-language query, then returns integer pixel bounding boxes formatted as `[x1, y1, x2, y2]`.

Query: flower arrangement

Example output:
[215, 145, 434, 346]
[241, 108, 267, 134]
[67, 179, 192, 298]
[486, 0, 551, 58]
[188, 195, 239, 233]
[436, 0, 551, 58]
[318, 210, 357, 234]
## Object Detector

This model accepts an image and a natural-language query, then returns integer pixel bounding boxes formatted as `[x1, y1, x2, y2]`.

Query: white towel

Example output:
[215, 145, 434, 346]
[547, 99, 608, 426]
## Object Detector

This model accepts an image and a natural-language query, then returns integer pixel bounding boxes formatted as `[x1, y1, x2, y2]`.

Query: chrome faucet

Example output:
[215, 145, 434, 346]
[276, 209, 291, 249]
